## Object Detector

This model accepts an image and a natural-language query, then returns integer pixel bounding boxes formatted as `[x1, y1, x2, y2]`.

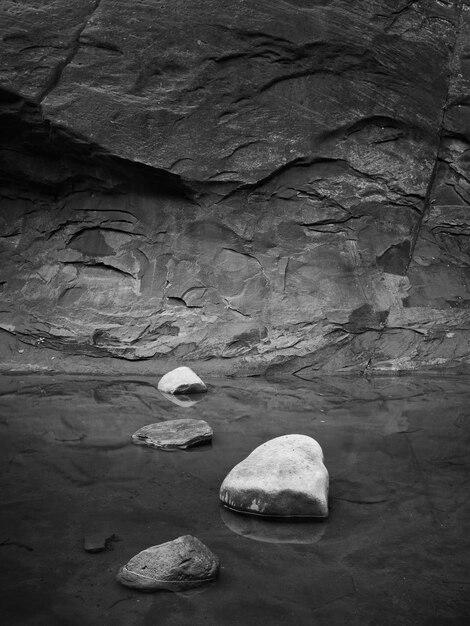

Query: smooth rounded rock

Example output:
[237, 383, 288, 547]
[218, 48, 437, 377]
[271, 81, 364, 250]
[132, 419, 212, 450]
[157, 367, 207, 395]
[116, 535, 219, 592]
[220, 434, 329, 518]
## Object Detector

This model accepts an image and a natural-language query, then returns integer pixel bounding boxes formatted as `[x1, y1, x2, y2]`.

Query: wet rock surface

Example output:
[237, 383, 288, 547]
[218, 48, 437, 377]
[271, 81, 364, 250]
[220, 434, 329, 517]
[132, 418, 212, 450]
[0, 1, 469, 375]
[116, 535, 219, 592]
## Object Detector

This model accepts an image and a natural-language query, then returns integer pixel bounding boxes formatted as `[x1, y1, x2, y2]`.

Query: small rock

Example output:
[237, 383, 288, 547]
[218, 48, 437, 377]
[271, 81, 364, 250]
[116, 535, 219, 592]
[132, 419, 212, 450]
[157, 367, 207, 395]
[83, 532, 117, 553]
[219, 434, 329, 518]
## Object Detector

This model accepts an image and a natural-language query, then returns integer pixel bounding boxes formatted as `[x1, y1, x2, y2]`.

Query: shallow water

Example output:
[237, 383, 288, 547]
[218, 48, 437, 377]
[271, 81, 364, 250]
[0, 374, 469, 625]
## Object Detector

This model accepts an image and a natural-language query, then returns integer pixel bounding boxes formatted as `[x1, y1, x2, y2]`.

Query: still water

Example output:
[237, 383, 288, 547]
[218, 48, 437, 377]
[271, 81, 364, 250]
[0, 374, 469, 625]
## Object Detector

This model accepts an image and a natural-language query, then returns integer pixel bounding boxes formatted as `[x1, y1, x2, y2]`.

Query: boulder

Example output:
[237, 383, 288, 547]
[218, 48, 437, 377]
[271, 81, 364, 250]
[116, 535, 219, 592]
[132, 419, 212, 450]
[220, 434, 329, 518]
[157, 367, 207, 395]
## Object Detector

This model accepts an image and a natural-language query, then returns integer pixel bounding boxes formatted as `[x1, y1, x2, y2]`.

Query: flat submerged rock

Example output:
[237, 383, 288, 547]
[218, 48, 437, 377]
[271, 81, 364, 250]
[220, 434, 329, 518]
[132, 419, 212, 450]
[116, 535, 219, 592]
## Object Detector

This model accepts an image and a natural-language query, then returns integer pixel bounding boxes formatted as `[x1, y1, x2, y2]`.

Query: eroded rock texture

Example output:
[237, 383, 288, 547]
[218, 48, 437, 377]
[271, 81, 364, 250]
[0, 0, 469, 375]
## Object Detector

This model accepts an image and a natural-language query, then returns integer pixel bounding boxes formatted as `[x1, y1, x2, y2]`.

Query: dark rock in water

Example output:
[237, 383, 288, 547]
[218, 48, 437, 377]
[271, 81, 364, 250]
[220, 506, 327, 545]
[83, 532, 117, 553]
[0, 1, 469, 375]
[116, 535, 219, 591]
[157, 367, 207, 395]
[132, 419, 212, 450]
[220, 435, 329, 518]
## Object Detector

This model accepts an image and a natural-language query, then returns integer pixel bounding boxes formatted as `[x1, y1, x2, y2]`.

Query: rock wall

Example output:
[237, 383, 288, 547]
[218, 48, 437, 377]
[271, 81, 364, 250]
[0, 0, 469, 376]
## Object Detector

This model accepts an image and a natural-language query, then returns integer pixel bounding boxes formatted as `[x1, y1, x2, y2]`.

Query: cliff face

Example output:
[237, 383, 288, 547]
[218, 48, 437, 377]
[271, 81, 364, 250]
[0, 0, 469, 376]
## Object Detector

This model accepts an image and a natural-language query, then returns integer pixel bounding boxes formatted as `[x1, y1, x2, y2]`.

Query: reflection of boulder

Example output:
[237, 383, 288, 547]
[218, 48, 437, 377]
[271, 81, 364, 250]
[220, 506, 327, 545]
[220, 435, 329, 518]
[159, 391, 204, 407]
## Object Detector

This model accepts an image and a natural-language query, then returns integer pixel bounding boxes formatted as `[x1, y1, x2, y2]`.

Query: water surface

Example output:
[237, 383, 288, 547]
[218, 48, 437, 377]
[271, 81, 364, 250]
[0, 374, 469, 625]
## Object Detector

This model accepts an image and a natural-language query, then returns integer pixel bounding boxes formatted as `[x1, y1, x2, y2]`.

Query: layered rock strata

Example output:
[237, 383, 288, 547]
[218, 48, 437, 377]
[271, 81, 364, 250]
[0, 0, 469, 375]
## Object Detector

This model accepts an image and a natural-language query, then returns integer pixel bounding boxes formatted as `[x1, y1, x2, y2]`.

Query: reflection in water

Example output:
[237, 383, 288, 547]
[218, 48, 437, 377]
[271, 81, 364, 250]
[0, 374, 469, 625]
[220, 506, 327, 544]
[159, 391, 205, 407]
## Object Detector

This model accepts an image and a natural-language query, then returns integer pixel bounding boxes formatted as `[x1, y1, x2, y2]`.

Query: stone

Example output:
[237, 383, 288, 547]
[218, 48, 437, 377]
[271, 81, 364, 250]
[131, 419, 212, 450]
[220, 435, 329, 518]
[83, 532, 117, 553]
[116, 535, 219, 592]
[157, 367, 207, 395]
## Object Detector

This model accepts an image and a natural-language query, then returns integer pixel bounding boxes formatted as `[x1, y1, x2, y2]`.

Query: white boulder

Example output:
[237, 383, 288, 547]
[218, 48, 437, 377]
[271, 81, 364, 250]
[157, 367, 207, 395]
[219, 434, 329, 518]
